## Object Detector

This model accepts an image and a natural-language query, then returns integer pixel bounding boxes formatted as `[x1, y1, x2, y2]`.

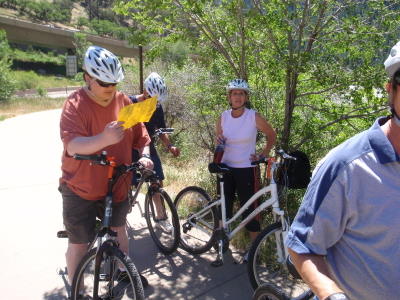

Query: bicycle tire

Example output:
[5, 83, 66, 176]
[252, 283, 290, 300]
[144, 189, 180, 254]
[174, 186, 218, 254]
[71, 245, 144, 300]
[248, 222, 306, 296]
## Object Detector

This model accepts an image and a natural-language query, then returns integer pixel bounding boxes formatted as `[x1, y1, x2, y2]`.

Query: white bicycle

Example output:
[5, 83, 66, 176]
[174, 149, 297, 271]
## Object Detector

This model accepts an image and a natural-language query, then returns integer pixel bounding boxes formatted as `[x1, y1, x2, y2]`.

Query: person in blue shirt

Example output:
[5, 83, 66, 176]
[285, 41, 400, 300]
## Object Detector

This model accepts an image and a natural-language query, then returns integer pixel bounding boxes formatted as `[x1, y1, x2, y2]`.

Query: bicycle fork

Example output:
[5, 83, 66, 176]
[273, 212, 289, 265]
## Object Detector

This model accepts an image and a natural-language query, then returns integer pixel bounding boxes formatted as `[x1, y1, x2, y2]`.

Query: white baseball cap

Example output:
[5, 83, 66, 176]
[384, 41, 400, 78]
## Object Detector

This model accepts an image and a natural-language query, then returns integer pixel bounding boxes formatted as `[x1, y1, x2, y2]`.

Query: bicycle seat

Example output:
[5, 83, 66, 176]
[208, 162, 230, 174]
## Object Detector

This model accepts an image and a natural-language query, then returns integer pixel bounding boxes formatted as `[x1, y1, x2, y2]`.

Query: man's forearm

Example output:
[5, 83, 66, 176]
[160, 133, 171, 148]
[67, 134, 109, 156]
[288, 249, 344, 300]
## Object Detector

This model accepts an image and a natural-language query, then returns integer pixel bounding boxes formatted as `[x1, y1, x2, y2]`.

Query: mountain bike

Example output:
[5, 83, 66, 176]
[126, 160, 180, 255]
[174, 150, 297, 269]
[252, 282, 314, 300]
[68, 152, 145, 300]
[126, 127, 180, 254]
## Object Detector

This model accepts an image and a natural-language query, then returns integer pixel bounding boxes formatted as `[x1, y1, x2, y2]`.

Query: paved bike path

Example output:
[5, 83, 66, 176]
[0, 109, 254, 300]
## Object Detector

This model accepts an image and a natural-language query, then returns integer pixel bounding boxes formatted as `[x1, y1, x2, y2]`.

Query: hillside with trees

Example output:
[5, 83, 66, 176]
[1, 0, 400, 172]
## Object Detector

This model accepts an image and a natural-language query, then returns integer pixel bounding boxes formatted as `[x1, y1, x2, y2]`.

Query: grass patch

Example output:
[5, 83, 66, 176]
[11, 70, 83, 90]
[161, 150, 213, 199]
[0, 96, 65, 120]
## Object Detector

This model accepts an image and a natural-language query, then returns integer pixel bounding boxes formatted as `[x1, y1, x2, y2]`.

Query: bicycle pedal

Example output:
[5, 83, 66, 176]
[211, 259, 224, 267]
[57, 230, 68, 238]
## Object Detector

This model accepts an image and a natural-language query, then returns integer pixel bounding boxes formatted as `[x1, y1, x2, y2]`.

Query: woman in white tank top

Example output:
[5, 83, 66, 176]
[215, 79, 276, 245]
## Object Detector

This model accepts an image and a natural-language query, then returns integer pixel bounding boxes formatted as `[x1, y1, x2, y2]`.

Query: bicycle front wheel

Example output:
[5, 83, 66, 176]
[253, 283, 314, 300]
[145, 189, 180, 254]
[71, 245, 144, 300]
[252, 283, 290, 300]
[248, 222, 306, 295]
[174, 186, 218, 254]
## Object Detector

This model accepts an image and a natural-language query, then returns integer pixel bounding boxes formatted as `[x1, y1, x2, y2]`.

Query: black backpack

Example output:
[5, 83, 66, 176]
[279, 150, 311, 189]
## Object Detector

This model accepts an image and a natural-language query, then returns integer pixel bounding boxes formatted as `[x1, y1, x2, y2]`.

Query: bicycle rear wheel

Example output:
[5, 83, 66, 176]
[174, 186, 218, 254]
[145, 189, 180, 254]
[71, 244, 144, 300]
[248, 222, 307, 296]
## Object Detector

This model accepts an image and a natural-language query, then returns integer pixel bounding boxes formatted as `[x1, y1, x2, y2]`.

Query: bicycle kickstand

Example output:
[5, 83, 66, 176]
[211, 229, 225, 267]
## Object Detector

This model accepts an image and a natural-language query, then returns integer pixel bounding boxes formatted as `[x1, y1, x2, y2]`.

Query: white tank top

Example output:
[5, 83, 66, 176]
[221, 108, 257, 168]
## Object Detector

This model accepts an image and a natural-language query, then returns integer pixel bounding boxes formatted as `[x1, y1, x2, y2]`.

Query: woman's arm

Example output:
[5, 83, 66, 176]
[255, 112, 276, 157]
[215, 115, 225, 144]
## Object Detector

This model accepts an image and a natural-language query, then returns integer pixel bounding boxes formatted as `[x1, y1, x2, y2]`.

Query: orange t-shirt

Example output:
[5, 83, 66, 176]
[60, 88, 150, 202]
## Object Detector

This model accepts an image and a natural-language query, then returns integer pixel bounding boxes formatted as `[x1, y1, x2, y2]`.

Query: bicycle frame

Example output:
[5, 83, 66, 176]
[92, 156, 119, 252]
[127, 127, 174, 218]
[128, 166, 162, 218]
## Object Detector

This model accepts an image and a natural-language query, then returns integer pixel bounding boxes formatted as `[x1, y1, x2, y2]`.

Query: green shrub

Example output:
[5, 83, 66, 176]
[73, 33, 91, 69]
[89, 19, 131, 40]
[0, 30, 16, 101]
[0, 64, 16, 101]
[9, 0, 73, 23]
[77, 17, 90, 29]
[36, 86, 47, 97]
[73, 72, 84, 82]
[0, 29, 11, 62]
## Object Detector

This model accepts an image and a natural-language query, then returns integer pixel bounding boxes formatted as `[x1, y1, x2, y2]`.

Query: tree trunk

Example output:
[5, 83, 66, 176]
[281, 69, 298, 151]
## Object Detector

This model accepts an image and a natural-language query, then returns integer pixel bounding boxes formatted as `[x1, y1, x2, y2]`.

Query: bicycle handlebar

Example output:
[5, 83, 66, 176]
[153, 128, 174, 138]
[74, 151, 155, 179]
[74, 152, 111, 165]
[276, 149, 297, 161]
[250, 150, 297, 166]
[251, 157, 268, 166]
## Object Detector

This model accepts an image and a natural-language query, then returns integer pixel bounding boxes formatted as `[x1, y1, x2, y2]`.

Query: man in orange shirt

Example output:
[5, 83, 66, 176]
[59, 46, 152, 290]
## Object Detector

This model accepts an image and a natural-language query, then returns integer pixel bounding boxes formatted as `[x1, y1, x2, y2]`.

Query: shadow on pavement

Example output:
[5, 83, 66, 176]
[46, 213, 252, 300]
[127, 224, 251, 300]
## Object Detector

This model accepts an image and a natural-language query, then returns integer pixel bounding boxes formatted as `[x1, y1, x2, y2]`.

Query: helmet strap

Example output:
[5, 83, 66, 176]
[391, 108, 400, 127]
[230, 102, 246, 111]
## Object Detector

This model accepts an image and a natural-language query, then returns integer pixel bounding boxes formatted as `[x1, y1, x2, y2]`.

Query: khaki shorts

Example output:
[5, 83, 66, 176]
[59, 183, 130, 244]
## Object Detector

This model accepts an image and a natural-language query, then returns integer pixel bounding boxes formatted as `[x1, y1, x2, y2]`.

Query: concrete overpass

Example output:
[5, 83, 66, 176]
[0, 15, 139, 58]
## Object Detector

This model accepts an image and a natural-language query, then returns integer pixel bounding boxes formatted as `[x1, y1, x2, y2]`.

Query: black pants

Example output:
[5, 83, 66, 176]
[221, 167, 261, 232]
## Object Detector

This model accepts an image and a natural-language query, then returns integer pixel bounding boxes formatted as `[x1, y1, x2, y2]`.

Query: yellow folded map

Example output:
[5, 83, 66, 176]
[117, 97, 157, 129]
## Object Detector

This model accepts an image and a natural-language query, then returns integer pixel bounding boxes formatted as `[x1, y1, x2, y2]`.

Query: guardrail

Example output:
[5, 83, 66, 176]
[14, 86, 81, 97]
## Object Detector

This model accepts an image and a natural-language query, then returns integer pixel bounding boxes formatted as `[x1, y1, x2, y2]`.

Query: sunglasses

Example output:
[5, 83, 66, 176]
[96, 79, 117, 88]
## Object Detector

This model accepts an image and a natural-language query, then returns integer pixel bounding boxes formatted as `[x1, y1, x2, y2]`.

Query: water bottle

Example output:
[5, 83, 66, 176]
[213, 142, 225, 164]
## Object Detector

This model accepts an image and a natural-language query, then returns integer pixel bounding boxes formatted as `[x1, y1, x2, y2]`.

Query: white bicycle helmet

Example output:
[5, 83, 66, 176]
[83, 46, 124, 83]
[144, 72, 167, 102]
[226, 79, 250, 93]
[384, 41, 400, 78]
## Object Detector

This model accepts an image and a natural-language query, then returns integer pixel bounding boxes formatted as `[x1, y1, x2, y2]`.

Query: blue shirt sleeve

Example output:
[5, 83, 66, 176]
[129, 95, 138, 103]
[285, 154, 350, 255]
